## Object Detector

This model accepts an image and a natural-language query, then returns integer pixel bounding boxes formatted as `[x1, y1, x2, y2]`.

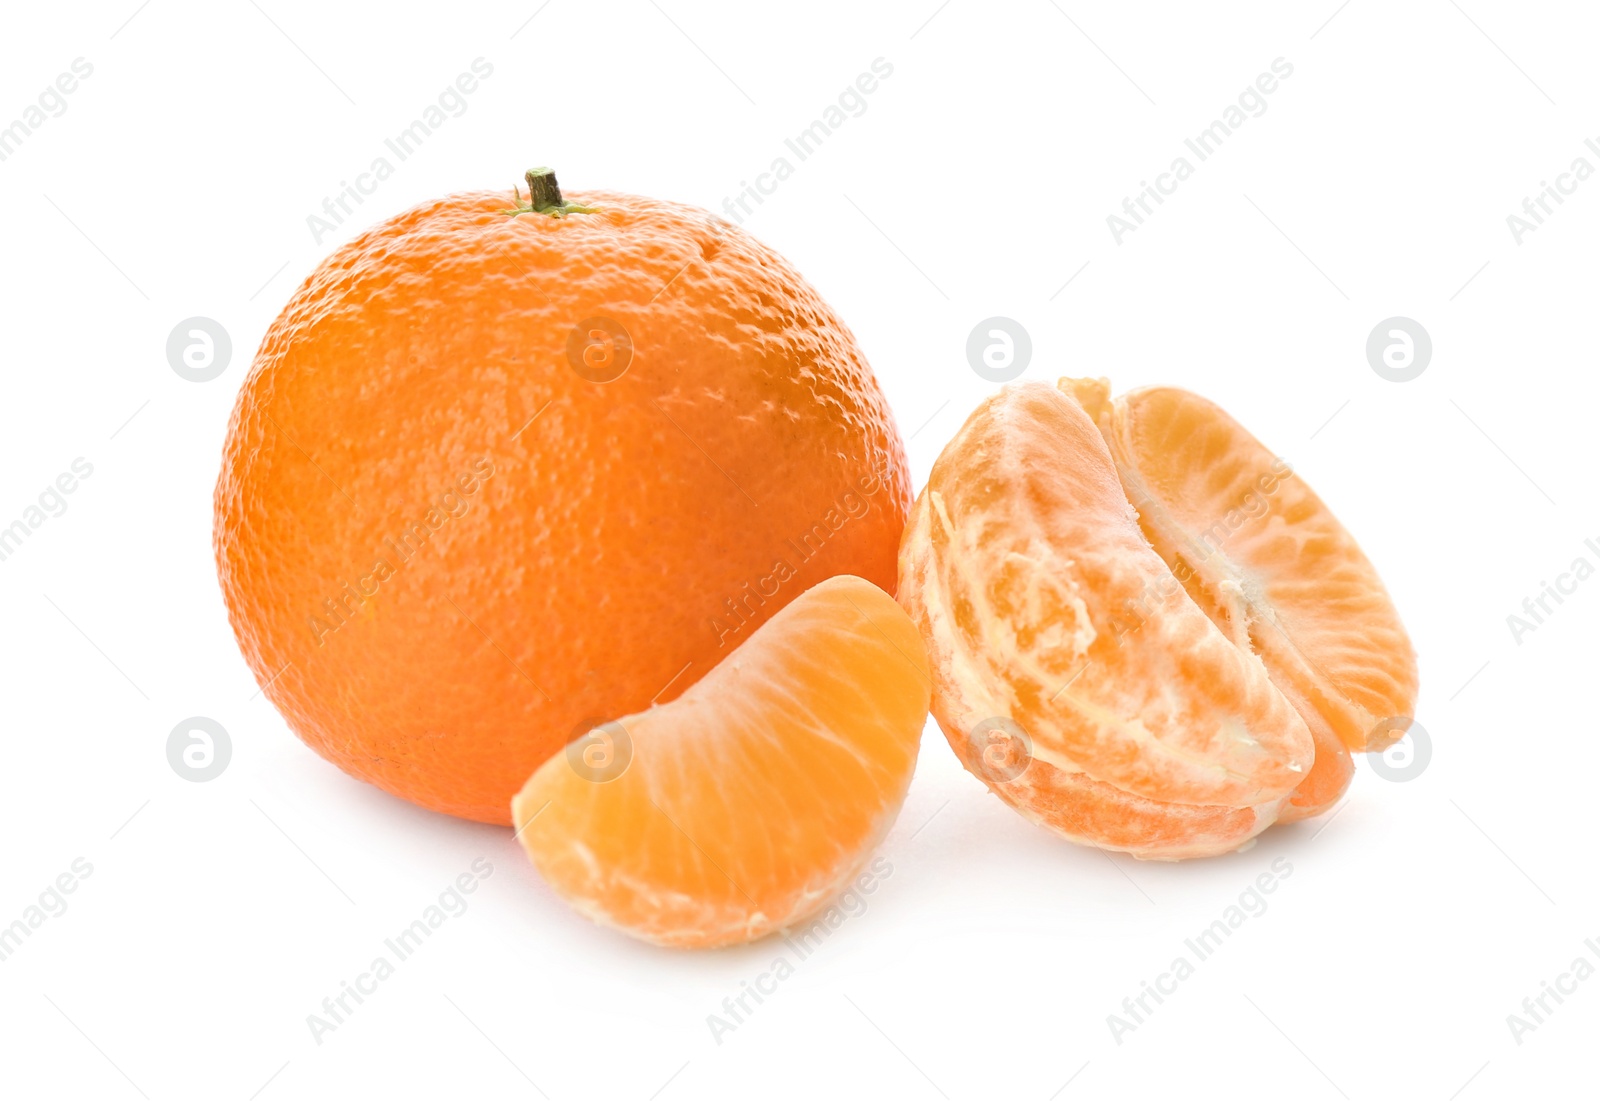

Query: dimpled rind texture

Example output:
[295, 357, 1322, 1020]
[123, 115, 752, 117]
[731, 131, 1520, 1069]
[214, 189, 911, 824]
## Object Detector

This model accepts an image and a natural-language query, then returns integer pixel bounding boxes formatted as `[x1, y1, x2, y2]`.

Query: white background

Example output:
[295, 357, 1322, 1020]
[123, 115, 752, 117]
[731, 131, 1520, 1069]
[0, 1, 1593, 1098]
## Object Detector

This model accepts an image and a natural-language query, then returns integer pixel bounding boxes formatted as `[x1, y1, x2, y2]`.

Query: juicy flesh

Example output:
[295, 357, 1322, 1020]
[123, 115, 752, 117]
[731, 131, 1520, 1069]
[512, 575, 930, 947]
[899, 379, 1417, 858]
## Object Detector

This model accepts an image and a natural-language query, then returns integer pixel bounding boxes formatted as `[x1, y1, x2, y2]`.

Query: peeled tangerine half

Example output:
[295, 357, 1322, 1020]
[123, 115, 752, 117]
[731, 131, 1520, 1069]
[512, 575, 930, 947]
[898, 379, 1418, 860]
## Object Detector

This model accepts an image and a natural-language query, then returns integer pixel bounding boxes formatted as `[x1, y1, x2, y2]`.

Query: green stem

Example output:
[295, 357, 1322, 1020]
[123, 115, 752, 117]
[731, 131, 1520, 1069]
[504, 167, 599, 219]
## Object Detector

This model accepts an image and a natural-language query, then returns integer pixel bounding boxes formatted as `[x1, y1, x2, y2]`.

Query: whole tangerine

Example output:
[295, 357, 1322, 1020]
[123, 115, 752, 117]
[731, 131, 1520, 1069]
[215, 169, 911, 823]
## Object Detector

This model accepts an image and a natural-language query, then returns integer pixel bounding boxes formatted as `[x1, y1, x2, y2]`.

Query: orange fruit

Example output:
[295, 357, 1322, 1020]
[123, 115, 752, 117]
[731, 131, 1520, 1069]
[512, 575, 929, 948]
[898, 379, 1417, 859]
[215, 169, 911, 824]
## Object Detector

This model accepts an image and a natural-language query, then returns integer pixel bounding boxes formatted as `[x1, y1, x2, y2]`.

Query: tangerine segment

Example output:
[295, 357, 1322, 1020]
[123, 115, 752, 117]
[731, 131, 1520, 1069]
[1064, 379, 1418, 758]
[1279, 713, 1354, 823]
[897, 383, 1313, 859]
[1002, 764, 1276, 860]
[512, 576, 929, 949]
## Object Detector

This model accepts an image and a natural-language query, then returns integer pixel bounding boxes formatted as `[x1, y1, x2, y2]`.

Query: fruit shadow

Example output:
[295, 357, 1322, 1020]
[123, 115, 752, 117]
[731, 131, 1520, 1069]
[352, 786, 833, 979]
[348, 760, 1323, 969]
[903, 776, 1317, 912]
